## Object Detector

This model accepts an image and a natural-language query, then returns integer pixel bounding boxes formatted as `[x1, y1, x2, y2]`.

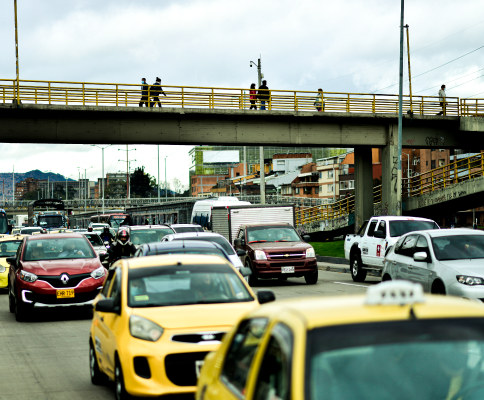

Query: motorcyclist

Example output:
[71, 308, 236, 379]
[107, 228, 137, 264]
[101, 226, 115, 244]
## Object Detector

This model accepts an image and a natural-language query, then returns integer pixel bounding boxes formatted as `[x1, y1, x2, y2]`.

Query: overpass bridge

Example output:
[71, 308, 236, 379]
[1, 78, 483, 230]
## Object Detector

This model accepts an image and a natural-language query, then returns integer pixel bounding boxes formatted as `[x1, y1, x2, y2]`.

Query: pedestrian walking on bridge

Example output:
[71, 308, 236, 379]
[437, 84, 446, 115]
[258, 80, 270, 110]
[150, 77, 166, 107]
[249, 83, 257, 110]
[139, 78, 149, 107]
[314, 88, 324, 112]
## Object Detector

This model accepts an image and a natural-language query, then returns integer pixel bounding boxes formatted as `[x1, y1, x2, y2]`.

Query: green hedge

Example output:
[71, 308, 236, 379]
[309, 240, 345, 258]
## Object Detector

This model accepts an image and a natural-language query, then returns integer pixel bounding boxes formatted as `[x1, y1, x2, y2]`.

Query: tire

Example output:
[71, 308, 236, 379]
[350, 253, 367, 282]
[382, 274, 392, 282]
[304, 269, 319, 285]
[15, 294, 31, 322]
[90, 341, 105, 385]
[432, 281, 446, 295]
[246, 259, 258, 286]
[115, 358, 132, 400]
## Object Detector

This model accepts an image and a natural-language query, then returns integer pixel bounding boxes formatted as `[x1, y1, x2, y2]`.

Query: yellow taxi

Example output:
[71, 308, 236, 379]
[89, 254, 273, 399]
[197, 281, 484, 400]
[0, 234, 25, 289]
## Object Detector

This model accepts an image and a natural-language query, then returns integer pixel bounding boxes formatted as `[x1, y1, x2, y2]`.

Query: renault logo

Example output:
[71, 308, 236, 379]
[60, 274, 70, 285]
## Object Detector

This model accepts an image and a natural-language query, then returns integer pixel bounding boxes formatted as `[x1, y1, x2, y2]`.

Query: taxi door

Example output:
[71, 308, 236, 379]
[92, 269, 122, 377]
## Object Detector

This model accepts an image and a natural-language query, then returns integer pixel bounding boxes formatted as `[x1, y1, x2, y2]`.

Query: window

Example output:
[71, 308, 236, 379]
[304, 187, 312, 195]
[349, 180, 354, 189]
[395, 235, 417, 257]
[277, 160, 285, 165]
[253, 323, 294, 400]
[327, 184, 334, 193]
[415, 235, 429, 254]
[101, 269, 116, 297]
[357, 221, 368, 236]
[439, 159, 445, 167]
[377, 220, 386, 236]
[221, 318, 268, 396]
[340, 181, 348, 190]
[319, 172, 322, 179]
[426, 161, 428, 166]
[367, 220, 378, 237]
[295, 188, 300, 194]
[314, 187, 319, 194]
[413, 158, 419, 166]
[431, 160, 436, 169]
[327, 170, 334, 178]
[431, 149, 436, 152]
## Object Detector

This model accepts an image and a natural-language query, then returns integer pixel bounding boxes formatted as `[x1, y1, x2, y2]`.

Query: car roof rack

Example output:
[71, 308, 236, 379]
[365, 281, 425, 306]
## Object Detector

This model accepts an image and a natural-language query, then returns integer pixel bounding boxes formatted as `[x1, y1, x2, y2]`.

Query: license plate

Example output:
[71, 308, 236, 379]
[195, 360, 205, 378]
[56, 289, 75, 299]
[281, 266, 295, 274]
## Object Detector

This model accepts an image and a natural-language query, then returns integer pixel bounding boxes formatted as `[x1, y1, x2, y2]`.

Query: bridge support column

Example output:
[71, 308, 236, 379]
[382, 124, 401, 216]
[354, 146, 374, 233]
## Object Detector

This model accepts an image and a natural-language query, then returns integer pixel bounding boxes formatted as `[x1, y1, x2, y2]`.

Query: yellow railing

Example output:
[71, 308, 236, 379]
[295, 185, 382, 226]
[460, 98, 484, 116]
[0, 78, 467, 116]
[404, 152, 484, 197]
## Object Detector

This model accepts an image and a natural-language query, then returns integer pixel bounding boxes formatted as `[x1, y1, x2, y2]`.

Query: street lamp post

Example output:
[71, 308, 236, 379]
[13, 0, 20, 107]
[91, 145, 112, 214]
[396, 0, 405, 215]
[165, 156, 167, 202]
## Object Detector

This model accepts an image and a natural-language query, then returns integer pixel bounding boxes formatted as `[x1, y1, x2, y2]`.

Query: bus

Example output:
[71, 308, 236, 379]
[0, 209, 10, 234]
[28, 199, 68, 230]
[90, 212, 129, 229]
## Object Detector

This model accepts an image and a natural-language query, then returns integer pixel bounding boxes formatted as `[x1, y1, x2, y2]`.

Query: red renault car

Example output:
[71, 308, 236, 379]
[7, 233, 107, 321]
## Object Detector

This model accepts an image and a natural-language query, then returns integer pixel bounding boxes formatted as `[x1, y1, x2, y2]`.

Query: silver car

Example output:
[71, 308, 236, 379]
[81, 232, 108, 256]
[382, 229, 484, 301]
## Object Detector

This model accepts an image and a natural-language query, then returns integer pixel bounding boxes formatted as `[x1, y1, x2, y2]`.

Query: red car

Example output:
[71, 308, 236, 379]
[7, 233, 107, 321]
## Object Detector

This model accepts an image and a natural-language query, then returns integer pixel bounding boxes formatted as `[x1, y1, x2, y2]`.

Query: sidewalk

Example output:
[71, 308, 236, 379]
[317, 262, 381, 277]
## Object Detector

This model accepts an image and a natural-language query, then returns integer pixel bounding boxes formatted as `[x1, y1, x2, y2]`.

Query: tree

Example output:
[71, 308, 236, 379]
[106, 180, 127, 199]
[130, 167, 156, 198]
[172, 177, 184, 195]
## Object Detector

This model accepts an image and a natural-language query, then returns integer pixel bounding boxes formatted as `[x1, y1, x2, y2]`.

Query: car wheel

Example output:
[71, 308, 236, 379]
[382, 274, 392, 282]
[8, 281, 15, 314]
[90, 341, 105, 385]
[350, 253, 367, 282]
[304, 269, 318, 285]
[432, 280, 446, 295]
[246, 259, 258, 286]
[15, 294, 30, 322]
[115, 358, 132, 400]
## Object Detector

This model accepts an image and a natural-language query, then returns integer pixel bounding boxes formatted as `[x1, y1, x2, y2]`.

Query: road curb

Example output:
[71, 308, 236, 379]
[317, 264, 381, 277]
[316, 255, 349, 265]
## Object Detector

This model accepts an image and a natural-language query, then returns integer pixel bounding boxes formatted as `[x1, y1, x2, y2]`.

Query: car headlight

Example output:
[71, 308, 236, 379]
[306, 247, 316, 258]
[0, 265, 6, 273]
[129, 315, 164, 342]
[91, 266, 106, 280]
[457, 275, 484, 286]
[254, 250, 267, 260]
[20, 270, 38, 283]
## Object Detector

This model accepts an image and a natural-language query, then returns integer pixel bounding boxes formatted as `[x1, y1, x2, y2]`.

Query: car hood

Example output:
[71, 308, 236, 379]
[130, 301, 259, 330]
[21, 258, 101, 276]
[438, 259, 484, 275]
[248, 242, 310, 251]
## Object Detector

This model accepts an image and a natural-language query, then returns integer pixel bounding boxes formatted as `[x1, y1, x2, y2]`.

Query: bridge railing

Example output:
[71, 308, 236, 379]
[460, 98, 484, 116]
[0, 79, 463, 116]
[404, 152, 484, 197]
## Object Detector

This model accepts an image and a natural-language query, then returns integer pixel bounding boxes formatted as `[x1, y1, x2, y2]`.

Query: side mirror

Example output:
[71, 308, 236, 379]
[6, 256, 16, 267]
[303, 235, 311, 242]
[374, 230, 386, 239]
[257, 290, 276, 304]
[413, 251, 429, 262]
[234, 238, 245, 247]
[239, 267, 252, 277]
[236, 249, 247, 257]
[95, 298, 120, 314]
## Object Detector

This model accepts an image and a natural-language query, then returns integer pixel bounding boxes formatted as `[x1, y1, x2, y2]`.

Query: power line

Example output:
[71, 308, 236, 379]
[297, 18, 484, 88]
[414, 67, 484, 94]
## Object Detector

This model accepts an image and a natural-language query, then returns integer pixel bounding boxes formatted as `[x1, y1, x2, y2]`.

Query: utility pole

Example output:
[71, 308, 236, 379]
[12, 166, 15, 204]
[405, 25, 413, 115]
[91, 145, 112, 214]
[243, 146, 247, 197]
[396, 0, 404, 216]
[118, 146, 136, 202]
[157, 145, 160, 202]
[260, 147, 265, 204]
[165, 156, 167, 202]
[13, 0, 20, 107]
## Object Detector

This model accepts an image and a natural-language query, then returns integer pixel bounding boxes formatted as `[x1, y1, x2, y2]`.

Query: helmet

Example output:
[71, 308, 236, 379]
[117, 229, 130, 246]
[103, 226, 110, 234]
[88, 227, 93, 232]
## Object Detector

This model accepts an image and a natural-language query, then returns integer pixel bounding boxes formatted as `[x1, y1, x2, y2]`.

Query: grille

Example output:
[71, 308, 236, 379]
[171, 332, 225, 344]
[37, 273, 92, 289]
[30, 289, 99, 305]
[165, 352, 209, 386]
[267, 252, 305, 260]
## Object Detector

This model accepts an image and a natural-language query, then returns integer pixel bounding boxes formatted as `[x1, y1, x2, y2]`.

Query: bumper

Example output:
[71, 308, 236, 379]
[0, 270, 8, 289]
[447, 281, 484, 302]
[120, 328, 228, 397]
[17, 277, 103, 308]
[252, 258, 317, 277]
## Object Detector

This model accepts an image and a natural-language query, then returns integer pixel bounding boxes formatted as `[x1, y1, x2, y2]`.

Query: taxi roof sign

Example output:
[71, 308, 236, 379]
[365, 281, 425, 306]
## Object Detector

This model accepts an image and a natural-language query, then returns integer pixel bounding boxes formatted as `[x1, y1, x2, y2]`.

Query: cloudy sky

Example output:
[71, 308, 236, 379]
[0, 0, 483, 187]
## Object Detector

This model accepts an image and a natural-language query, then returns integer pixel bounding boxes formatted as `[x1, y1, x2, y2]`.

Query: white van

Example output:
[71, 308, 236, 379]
[190, 197, 251, 230]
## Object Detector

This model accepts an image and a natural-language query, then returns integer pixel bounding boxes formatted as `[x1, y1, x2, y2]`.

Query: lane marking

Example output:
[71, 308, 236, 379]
[333, 282, 369, 288]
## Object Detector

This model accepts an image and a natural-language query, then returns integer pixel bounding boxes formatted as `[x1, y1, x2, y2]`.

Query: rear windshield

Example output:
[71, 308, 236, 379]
[131, 228, 174, 246]
[173, 236, 235, 255]
[20, 228, 43, 235]
[24, 237, 96, 261]
[389, 220, 439, 237]
[0, 240, 22, 257]
[128, 264, 252, 307]
[173, 226, 204, 233]
[306, 318, 484, 400]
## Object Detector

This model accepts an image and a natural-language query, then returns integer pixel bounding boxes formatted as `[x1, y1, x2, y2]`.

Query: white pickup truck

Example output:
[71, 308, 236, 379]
[345, 216, 440, 282]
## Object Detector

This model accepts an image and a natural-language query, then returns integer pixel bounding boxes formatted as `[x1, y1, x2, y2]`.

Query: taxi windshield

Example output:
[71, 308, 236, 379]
[24, 237, 96, 261]
[389, 220, 438, 237]
[128, 264, 253, 307]
[130, 228, 173, 246]
[306, 319, 484, 400]
[432, 235, 484, 260]
[0, 240, 22, 257]
[247, 226, 300, 243]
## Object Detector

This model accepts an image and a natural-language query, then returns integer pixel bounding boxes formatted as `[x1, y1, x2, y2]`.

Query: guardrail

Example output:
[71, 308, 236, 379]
[0, 78, 466, 116]
[460, 98, 484, 117]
